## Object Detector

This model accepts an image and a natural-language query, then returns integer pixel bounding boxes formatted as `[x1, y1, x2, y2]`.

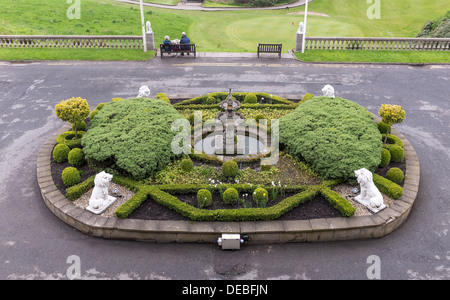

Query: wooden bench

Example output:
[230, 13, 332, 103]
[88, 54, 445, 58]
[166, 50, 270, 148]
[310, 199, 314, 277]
[160, 43, 196, 58]
[257, 43, 282, 58]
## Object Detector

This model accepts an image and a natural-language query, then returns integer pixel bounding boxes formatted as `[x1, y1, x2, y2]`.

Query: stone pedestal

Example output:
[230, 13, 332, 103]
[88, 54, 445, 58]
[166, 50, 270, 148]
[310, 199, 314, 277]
[146, 32, 155, 51]
[295, 32, 304, 52]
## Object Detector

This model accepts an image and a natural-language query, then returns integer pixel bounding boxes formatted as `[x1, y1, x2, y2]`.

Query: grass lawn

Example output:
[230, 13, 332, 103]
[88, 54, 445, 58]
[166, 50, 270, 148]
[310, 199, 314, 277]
[0, 48, 156, 61]
[0, 0, 448, 61]
[295, 49, 450, 64]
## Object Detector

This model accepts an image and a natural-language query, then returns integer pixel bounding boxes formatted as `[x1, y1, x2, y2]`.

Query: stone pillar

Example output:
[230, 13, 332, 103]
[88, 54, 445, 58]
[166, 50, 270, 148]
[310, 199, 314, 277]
[295, 21, 305, 52]
[145, 21, 155, 51]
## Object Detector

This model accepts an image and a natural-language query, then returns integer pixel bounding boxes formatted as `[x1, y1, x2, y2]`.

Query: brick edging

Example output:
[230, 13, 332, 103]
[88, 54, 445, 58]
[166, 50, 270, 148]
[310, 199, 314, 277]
[37, 124, 419, 243]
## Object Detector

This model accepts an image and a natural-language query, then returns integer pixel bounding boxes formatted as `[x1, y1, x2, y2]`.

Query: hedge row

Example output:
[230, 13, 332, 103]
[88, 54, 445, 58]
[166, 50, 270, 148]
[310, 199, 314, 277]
[321, 187, 356, 217]
[373, 173, 403, 199]
[174, 92, 297, 108]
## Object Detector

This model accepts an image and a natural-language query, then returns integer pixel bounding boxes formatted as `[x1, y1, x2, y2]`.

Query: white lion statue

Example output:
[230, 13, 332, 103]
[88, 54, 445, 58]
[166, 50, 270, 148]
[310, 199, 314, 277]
[322, 84, 335, 98]
[87, 171, 116, 214]
[354, 168, 386, 212]
[137, 85, 150, 98]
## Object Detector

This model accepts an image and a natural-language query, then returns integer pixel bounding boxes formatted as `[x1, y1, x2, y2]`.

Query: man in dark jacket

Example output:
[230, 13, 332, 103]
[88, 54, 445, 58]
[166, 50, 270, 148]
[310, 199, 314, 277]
[180, 32, 190, 55]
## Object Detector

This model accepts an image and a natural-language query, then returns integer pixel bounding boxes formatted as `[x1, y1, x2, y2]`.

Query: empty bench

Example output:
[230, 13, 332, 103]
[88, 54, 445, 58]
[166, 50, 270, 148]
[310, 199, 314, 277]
[160, 43, 196, 58]
[257, 43, 282, 58]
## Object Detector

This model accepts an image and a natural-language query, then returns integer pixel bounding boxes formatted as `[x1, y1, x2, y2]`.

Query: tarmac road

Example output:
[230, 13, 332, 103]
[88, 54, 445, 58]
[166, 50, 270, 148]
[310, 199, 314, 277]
[0, 55, 449, 280]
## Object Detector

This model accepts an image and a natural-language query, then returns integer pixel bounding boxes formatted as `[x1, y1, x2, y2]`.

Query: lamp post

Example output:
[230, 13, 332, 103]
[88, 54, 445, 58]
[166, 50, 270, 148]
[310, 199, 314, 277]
[140, 0, 147, 53]
[301, 0, 308, 54]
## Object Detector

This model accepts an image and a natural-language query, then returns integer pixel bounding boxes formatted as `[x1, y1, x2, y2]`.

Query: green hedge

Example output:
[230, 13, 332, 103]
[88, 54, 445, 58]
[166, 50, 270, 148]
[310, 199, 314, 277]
[174, 92, 297, 108]
[65, 175, 95, 201]
[320, 187, 356, 217]
[56, 131, 86, 149]
[373, 173, 403, 199]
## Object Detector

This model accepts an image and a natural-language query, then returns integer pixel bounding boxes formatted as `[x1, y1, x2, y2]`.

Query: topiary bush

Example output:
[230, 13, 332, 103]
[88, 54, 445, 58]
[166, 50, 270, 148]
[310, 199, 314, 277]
[222, 160, 239, 178]
[243, 93, 257, 104]
[72, 120, 87, 132]
[389, 145, 405, 163]
[197, 189, 212, 208]
[68, 148, 85, 167]
[156, 93, 171, 104]
[299, 93, 314, 104]
[279, 97, 382, 180]
[386, 167, 404, 184]
[62, 167, 81, 187]
[180, 158, 194, 173]
[223, 188, 239, 205]
[56, 131, 86, 149]
[53, 144, 70, 163]
[253, 187, 268, 207]
[377, 121, 391, 134]
[206, 96, 216, 105]
[90, 109, 99, 120]
[379, 148, 391, 167]
[81, 98, 183, 180]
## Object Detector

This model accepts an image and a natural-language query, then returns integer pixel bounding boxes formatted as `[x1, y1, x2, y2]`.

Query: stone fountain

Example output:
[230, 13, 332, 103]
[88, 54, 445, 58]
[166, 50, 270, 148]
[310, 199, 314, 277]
[214, 89, 245, 155]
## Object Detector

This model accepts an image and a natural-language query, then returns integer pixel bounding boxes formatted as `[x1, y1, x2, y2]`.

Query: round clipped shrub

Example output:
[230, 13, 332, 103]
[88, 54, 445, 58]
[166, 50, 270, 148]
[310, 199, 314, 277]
[72, 120, 87, 132]
[253, 187, 268, 207]
[279, 97, 382, 180]
[223, 188, 239, 205]
[61, 167, 81, 187]
[379, 148, 391, 167]
[180, 158, 194, 173]
[82, 98, 183, 180]
[255, 113, 265, 124]
[197, 189, 212, 208]
[386, 167, 404, 184]
[377, 121, 391, 134]
[53, 144, 70, 163]
[222, 160, 239, 178]
[243, 93, 257, 104]
[300, 93, 314, 104]
[90, 109, 99, 120]
[389, 145, 405, 163]
[68, 148, 85, 167]
[206, 96, 216, 105]
[96, 103, 106, 111]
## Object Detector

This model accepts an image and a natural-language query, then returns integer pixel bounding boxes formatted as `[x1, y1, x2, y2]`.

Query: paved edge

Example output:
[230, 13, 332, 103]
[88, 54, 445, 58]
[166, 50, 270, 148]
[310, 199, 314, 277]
[37, 121, 419, 244]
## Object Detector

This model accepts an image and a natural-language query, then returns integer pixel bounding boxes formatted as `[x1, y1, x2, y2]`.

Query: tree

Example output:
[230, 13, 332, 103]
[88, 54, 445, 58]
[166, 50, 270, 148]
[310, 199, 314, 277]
[378, 104, 405, 144]
[55, 97, 90, 139]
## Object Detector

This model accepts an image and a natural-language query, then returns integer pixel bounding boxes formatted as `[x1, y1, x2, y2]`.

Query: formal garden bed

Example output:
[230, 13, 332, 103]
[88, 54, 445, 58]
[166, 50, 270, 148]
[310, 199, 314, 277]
[49, 92, 406, 223]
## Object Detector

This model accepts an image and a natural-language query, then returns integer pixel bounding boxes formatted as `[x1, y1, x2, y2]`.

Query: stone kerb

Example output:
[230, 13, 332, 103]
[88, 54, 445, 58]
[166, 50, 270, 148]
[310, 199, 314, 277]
[37, 122, 419, 244]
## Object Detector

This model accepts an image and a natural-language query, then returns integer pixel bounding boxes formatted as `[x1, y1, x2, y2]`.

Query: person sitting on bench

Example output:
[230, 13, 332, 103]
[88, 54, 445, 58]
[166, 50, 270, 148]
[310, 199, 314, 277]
[180, 32, 190, 56]
[163, 36, 172, 51]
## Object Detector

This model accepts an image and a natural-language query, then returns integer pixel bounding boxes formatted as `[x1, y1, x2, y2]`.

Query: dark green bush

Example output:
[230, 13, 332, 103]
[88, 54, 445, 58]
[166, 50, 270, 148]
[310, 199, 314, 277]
[62, 167, 81, 187]
[386, 167, 404, 184]
[379, 148, 391, 167]
[223, 188, 239, 205]
[180, 158, 194, 173]
[68, 148, 85, 167]
[82, 98, 183, 180]
[222, 160, 239, 178]
[389, 145, 405, 163]
[197, 189, 212, 208]
[279, 97, 382, 180]
[53, 144, 70, 163]
[243, 93, 257, 104]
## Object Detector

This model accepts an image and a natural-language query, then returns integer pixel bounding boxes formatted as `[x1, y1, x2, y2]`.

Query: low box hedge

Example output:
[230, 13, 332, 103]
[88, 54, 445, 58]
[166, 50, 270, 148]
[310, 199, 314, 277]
[373, 173, 403, 199]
